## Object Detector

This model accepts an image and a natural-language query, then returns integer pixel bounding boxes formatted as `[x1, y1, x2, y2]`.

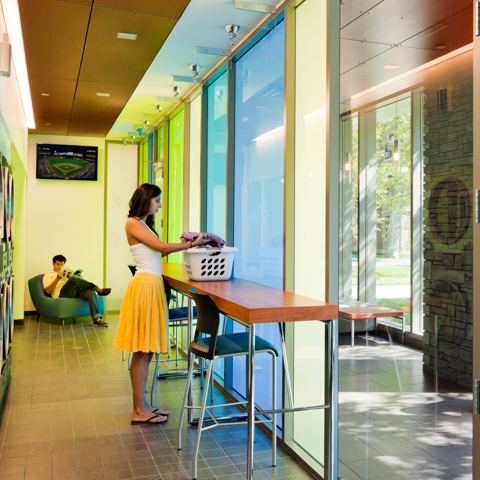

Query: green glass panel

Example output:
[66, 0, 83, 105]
[168, 111, 184, 264]
[155, 126, 165, 240]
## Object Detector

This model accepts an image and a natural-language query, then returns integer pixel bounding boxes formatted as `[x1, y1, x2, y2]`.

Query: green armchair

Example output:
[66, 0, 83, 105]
[28, 274, 106, 326]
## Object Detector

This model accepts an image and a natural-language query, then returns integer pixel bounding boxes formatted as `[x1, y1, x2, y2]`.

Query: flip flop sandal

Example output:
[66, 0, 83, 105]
[131, 415, 168, 425]
[93, 319, 108, 327]
[152, 408, 169, 416]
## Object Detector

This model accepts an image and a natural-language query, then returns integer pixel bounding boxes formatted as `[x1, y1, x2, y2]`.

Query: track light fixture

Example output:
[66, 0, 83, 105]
[154, 104, 163, 116]
[190, 63, 202, 82]
[172, 85, 181, 97]
[190, 64, 201, 81]
[225, 24, 240, 46]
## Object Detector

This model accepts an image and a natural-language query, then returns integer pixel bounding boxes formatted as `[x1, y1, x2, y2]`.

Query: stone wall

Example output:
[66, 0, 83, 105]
[422, 63, 473, 388]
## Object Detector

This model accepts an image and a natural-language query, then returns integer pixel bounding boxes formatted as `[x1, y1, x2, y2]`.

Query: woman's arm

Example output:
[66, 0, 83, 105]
[126, 219, 211, 257]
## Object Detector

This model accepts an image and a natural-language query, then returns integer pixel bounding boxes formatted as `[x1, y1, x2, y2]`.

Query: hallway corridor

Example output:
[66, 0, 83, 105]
[0, 316, 314, 480]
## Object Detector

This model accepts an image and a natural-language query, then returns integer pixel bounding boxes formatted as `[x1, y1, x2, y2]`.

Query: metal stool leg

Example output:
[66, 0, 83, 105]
[122, 351, 125, 361]
[151, 353, 161, 406]
[175, 325, 179, 366]
[128, 352, 132, 370]
[193, 361, 213, 480]
[210, 360, 214, 404]
[177, 353, 196, 450]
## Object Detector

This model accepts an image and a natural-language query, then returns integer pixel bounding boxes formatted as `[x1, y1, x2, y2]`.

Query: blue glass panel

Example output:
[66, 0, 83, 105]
[232, 21, 285, 428]
[207, 71, 227, 239]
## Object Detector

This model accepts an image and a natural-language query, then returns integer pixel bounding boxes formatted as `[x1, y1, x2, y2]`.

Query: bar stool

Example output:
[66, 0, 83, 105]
[177, 288, 278, 480]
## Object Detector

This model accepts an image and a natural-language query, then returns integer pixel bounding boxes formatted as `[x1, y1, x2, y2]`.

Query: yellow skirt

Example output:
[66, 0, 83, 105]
[113, 273, 169, 353]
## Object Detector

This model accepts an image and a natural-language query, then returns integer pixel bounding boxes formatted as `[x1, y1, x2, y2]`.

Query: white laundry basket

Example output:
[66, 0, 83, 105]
[183, 247, 238, 281]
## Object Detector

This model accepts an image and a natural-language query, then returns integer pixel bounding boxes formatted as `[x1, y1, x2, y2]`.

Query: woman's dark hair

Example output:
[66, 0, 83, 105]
[128, 183, 161, 237]
[53, 254, 67, 264]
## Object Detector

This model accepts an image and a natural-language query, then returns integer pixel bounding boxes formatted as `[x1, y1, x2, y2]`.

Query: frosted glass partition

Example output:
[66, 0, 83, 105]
[168, 111, 184, 264]
[232, 20, 285, 426]
[292, 0, 327, 468]
[189, 96, 202, 232]
[207, 72, 227, 238]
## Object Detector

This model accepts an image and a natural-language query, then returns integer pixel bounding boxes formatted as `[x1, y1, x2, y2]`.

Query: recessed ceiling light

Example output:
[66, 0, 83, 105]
[96, 92, 110, 97]
[382, 64, 401, 70]
[41, 93, 49, 96]
[436, 45, 446, 50]
[117, 32, 137, 40]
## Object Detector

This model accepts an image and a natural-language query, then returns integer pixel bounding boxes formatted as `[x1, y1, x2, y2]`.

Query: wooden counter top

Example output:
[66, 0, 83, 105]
[162, 263, 338, 325]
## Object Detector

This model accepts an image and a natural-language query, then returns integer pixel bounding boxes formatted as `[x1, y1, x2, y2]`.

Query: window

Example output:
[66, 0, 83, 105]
[231, 20, 285, 425]
[206, 71, 228, 239]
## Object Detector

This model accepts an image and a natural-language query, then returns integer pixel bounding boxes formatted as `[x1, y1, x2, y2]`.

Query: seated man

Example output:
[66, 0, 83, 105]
[43, 254, 111, 327]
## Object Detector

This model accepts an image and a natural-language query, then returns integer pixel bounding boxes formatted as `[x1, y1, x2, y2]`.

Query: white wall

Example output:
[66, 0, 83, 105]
[25, 134, 105, 311]
[105, 143, 138, 310]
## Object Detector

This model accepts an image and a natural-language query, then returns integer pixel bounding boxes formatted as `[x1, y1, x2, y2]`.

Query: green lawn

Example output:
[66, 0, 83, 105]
[351, 266, 410, 286]
[376, 297, 411, 327]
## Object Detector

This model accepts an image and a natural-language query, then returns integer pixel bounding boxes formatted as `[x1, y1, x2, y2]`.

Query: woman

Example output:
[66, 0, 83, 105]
[114, 183, 212, 425]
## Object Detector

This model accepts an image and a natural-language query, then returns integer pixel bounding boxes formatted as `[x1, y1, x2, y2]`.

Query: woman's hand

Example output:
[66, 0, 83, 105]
[193, 234, 215, 247]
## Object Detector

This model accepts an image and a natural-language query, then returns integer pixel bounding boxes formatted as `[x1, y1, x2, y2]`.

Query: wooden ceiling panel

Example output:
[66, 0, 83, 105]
[68, 118, 118, 137]
[341, 0, 472, 46]
[341, 0, 472, 30]
[341, 39, 390, 74]
[95, 0, 190, 19]
[79, 7, 174, 85]
[71, 81, 134, 121]
[340, 46, 444, 102]
[30, 77, 77, 119]
[33, 116, 70, 136]
[401, 6, 473, 51]
[340, 0, 385, 29]
[18, 0, 90, 80]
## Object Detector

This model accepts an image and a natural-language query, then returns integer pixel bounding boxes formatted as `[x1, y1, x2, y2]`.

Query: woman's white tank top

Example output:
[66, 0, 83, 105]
[129, 220, 163, 276]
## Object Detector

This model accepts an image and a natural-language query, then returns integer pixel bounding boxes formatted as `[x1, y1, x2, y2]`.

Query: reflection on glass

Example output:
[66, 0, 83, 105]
[168, 110, 184, 264]
[340, 114, 359, 300]
[232, 20, 285, 426]
[374, 97, 412, 328]
[207, 72, 227, 239]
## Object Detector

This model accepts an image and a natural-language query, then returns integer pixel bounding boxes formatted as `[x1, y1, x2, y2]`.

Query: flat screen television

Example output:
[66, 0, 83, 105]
[36, 144, 98, 181]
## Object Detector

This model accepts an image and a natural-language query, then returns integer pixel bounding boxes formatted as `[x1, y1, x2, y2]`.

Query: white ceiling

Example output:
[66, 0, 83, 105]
[107, 0, 280, 141]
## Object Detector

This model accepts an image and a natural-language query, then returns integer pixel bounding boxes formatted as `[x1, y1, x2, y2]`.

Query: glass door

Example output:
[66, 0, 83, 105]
[338, 0, 474, 478]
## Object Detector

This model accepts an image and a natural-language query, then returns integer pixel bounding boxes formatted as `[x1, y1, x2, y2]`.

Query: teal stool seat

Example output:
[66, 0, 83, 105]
[28, 274, 106, 326]
[195, 332, 278, 357]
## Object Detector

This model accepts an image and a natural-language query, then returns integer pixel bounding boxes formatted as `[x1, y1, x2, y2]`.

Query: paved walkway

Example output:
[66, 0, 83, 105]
[352, 285, 410, 299]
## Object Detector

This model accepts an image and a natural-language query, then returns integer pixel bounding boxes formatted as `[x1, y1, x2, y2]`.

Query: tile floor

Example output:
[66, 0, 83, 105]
[0, 315, 315, 480]
[338, 333, 473, 480]
[0, 317, 473, 480]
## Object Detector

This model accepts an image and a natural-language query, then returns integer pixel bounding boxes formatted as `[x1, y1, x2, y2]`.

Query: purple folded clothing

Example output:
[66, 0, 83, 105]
[181, 232, 225, 248]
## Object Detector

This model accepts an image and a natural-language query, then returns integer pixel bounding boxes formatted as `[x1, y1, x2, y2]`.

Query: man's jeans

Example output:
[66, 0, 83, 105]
[59, 275, 101, 320]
